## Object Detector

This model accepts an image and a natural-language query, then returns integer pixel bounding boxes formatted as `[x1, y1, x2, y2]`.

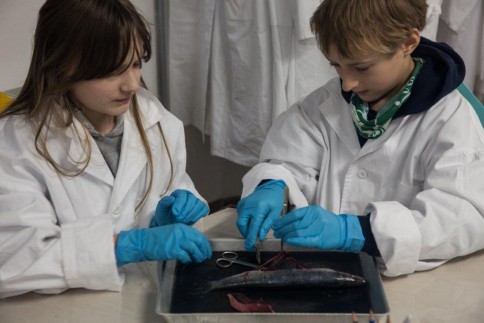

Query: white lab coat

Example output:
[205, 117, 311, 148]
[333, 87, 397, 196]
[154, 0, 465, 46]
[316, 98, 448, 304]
[0, 88, 201, 298]
[241, 78, 484, 277]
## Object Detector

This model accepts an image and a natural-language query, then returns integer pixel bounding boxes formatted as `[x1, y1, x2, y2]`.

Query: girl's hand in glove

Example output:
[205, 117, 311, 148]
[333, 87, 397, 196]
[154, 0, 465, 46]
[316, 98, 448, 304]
[115, 224, 212, 266]
[150, 189, 209, 227]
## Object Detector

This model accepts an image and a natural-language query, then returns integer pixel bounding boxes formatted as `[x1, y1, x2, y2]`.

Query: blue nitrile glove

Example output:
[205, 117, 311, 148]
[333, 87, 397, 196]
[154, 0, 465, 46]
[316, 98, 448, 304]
[273, 205, 364, 253]
[150, 189, 209, 227]
[236, 179, 286, 250]
[115, 224, 212, 266]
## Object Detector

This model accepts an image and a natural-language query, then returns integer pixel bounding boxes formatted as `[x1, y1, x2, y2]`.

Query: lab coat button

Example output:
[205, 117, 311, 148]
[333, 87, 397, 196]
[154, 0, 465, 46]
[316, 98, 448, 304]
[113, 207, 121, 216]
[357, 169, 368, 179]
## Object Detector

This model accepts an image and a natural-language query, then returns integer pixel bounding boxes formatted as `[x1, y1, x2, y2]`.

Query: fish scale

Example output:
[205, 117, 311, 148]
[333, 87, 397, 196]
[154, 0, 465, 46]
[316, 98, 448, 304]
[203, 268, 366, 292]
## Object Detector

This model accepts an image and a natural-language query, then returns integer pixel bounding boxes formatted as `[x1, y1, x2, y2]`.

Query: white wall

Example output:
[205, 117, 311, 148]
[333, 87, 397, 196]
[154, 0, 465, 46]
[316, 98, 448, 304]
[0, 0, 158, 97]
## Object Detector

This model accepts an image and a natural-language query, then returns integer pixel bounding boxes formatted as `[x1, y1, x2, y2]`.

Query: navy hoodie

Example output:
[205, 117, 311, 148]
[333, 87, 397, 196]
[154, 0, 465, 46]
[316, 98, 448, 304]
[342, 37, 466, 127]
[341, 38, 466, 256]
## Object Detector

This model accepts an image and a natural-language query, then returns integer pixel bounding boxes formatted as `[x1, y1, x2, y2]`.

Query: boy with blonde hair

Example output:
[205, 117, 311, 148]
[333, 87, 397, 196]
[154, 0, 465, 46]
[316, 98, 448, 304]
[236, 0, 484, 276]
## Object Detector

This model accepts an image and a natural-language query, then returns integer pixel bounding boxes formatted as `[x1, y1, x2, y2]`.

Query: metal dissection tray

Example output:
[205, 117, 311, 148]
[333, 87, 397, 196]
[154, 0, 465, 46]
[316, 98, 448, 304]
[155, 209, 389, 322]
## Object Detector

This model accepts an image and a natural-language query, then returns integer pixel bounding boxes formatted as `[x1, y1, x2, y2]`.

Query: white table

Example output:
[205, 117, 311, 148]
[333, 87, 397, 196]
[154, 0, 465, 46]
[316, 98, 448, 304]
[1, 208, 483, 323]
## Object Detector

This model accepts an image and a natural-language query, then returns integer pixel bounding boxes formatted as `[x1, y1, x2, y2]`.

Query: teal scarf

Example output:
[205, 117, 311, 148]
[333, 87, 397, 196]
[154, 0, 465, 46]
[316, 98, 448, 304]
[350, 58, 423, 139]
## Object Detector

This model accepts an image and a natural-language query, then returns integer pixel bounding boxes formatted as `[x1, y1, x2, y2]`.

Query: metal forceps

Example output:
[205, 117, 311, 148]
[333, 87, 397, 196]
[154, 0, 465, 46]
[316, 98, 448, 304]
[216, 251, 259, 269]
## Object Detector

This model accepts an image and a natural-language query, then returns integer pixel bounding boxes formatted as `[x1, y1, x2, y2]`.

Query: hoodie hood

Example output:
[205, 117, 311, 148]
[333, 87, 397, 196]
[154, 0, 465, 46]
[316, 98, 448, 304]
[342, 37, 466, 118]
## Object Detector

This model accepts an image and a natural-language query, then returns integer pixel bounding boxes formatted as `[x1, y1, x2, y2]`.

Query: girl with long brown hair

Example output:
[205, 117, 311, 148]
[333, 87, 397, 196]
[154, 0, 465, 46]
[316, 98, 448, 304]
[0, 0, 211, 298]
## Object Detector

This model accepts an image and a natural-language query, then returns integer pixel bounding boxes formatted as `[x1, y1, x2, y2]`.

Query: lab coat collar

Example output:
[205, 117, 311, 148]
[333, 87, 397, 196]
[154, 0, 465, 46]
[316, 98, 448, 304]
[109, 91, 164, 208]
[320, 88, 403, 160]
[63, 119, 115, 186]
[319, 92, 361, 155]
[110, 111, 151, 207]
[355, 117, 404, 158]
[64, 90, 163, 191]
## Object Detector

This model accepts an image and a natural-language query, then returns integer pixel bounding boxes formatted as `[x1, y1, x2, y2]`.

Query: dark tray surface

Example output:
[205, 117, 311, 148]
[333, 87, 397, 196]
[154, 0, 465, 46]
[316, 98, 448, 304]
[169, 251, 387, 314]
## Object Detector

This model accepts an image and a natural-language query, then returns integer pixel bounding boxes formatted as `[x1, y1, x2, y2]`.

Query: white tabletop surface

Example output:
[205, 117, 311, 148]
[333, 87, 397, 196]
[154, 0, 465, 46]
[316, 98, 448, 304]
[0, 208, 483, 323]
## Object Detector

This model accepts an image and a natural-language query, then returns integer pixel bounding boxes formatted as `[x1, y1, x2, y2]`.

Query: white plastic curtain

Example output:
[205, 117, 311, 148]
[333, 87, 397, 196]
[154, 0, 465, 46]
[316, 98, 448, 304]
[166, 0, 335, 166]
[436, 0, 484, 102]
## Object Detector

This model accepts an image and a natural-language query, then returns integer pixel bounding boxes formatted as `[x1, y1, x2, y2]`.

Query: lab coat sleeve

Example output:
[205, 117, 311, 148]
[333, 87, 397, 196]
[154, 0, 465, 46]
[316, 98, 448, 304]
[0, 126, 121, 298]
[367, 105, 484, 277]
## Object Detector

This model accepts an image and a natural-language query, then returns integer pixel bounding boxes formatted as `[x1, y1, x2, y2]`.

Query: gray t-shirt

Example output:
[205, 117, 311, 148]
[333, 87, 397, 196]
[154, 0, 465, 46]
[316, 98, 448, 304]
[74, 110, 124, 176]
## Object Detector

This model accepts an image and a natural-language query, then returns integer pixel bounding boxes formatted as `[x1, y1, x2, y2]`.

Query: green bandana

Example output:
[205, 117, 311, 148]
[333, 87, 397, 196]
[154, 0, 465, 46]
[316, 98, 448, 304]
[350, 58, 423, 139]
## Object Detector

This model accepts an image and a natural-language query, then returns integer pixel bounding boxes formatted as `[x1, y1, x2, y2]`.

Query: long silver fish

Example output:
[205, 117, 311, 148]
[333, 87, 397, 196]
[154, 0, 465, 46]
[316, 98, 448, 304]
[201, 268, 366, 292]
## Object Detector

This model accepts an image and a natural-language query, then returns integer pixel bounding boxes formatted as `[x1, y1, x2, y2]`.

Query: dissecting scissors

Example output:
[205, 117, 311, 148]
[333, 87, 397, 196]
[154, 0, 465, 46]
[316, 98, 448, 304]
[216, 251, 259, 269]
